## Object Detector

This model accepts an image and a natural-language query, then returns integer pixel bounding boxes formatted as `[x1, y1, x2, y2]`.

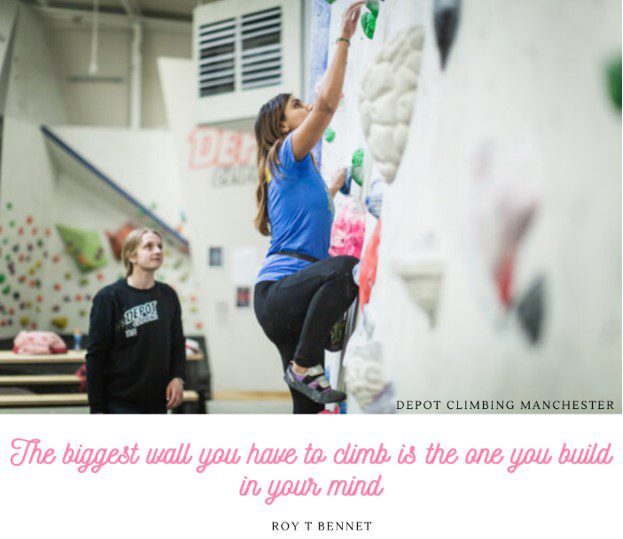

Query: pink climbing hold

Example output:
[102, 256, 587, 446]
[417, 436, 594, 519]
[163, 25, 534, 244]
[329, 198, 366, 259]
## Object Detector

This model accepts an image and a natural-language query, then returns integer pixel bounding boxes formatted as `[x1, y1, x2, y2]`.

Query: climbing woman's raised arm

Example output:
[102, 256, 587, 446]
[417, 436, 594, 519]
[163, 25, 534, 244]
[290, 1, 364, 161]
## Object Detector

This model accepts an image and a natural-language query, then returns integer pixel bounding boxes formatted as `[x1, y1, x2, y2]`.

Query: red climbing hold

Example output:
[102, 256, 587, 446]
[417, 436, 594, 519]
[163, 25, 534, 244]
[359, 219, 382, 310]
[495, 253, 515, 308]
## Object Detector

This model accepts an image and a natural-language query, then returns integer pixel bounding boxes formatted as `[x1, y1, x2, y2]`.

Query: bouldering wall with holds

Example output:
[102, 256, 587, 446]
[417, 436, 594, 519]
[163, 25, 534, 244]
[319, 0, 621, 412]
[0, 4, 206, 340]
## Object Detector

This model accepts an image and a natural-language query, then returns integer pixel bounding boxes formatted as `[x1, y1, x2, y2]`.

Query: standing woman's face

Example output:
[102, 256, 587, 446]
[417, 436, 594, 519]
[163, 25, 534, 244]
[130, 232, 164, 273]
[281, 96, 312, 133]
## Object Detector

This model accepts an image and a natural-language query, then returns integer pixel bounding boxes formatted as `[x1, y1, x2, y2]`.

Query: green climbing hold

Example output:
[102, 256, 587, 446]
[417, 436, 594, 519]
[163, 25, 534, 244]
[6, 202, 13, 210]
[0, 274, 4, 284]
[607, 56, 622, 111]
[55, 224, 108, 272]
[325, 0, 336, 4]
[351, 148, 365, 186]
[9, 220, 15, 228]
[323, 127, 336, 143]
[366, 0, 379, 18]
[2, 285, 10, 295]
[361, 11, 377, 39]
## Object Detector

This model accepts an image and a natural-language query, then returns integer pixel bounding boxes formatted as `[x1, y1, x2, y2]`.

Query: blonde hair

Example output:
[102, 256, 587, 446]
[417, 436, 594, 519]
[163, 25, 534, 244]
[121, 228, 163, 277]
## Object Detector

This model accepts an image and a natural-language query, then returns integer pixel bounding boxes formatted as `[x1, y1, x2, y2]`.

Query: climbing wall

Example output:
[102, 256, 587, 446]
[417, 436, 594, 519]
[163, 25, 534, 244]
[318, 0, 621, 412]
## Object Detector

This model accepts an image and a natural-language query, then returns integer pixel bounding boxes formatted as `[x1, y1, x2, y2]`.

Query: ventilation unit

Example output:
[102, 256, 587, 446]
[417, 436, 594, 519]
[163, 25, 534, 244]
[193, 0, 301, 124]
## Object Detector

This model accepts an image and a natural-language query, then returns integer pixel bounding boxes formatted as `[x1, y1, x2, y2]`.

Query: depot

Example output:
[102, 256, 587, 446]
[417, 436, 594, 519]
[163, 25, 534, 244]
[396, 400, 442, 410]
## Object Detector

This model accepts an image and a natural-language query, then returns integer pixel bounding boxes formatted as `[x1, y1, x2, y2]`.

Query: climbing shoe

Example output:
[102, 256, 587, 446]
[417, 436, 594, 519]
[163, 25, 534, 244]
[284, 364, 346, 404]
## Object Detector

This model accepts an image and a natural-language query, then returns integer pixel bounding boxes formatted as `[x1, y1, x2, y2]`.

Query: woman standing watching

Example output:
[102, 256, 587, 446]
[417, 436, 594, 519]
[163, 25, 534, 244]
[253, 1, 365, 414]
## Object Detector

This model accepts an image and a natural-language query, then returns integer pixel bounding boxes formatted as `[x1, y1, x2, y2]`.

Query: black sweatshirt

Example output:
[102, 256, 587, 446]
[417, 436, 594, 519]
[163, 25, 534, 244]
[86, 279, 185, 413]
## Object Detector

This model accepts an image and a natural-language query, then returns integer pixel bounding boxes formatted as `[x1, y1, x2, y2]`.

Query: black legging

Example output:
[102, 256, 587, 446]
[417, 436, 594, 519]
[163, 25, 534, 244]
[254, 255, 359, 414]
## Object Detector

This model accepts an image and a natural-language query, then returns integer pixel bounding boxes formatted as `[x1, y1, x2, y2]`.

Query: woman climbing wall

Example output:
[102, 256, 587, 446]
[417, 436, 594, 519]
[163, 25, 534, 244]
[253, 1, 365, 414]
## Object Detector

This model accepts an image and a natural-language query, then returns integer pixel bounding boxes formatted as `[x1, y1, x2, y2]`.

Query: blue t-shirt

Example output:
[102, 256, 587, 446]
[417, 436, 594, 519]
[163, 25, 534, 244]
[256, 133, 334, 282]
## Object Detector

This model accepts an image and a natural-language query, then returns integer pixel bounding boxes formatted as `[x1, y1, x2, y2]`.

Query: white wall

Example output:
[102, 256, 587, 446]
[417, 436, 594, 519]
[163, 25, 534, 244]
[321, 0, 621, 411]
[42, 13, 191, 128]
[159, 57, 282, 393]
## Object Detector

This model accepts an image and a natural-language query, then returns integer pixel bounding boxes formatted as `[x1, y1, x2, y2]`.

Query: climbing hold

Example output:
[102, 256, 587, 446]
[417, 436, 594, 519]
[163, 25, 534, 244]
[181, 210, 187, 224]
[606, 56, 622, 111]
[18, 275, 26, 284]
[79, 309, 87, 317]
[0, 274, 4, 284]
[31, 227, 38, 236]
[366, 0, 379, 17]
[51, 317, 68, 330]
[52, 254, 61, 264]
[52, 305, 60, 313]
[78, 277, 89, 287]
[96, 272, 104, 281]
[44, 228, 51, 237]
[361, 10, 377, 39]
[54, 283, 61, 291]
[64, 272, 72, 280]
[517, 276, 545, 344]
[26, 216, 33, 225]
[7, 261, 15, 275]
[17, 227, 24, 236]
[351, 148, 365, 186]
[36, 295, 43, 303]
[173, 259, 183, 269]
[359, 26, 424, 183]
[12, 244, 19, 253]
[6, 202, 13, 210]
[149, 202, 158, 211]
[27, 243, 33, 252]
[9, 220, 15, 227]
[37, 239, 44, 248]
[56, 224, 108, 272]
[12, 291, 20, 301]
[195, 322, 204, 330]
[323, 127, 336, 143]
[324, 0, 336, 4]
[63, 295, 71, 303]
[365, 179, 386, 218]
[434, 0, 461, 69]
[106, 222, 135, 261]
[19, 316, 30, 327]
[35, 260, 42, 269]
[75, 294, 83, 302]
[2, 285, 10, 295]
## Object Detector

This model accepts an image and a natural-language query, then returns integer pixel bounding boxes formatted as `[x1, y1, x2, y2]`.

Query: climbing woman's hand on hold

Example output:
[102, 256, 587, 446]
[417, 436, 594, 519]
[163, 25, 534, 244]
[166, 377, 184, 410]
[329, 167, 347, 197]
[341, 1, 365, 40]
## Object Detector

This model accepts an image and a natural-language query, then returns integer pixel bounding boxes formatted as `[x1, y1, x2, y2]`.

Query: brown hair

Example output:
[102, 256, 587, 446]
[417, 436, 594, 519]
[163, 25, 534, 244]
[253, 92, 291, 236]
[121, 228, 163, 277]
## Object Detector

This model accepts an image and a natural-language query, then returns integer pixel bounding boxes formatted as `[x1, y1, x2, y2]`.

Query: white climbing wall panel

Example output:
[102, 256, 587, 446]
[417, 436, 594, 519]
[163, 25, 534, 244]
[320, 0, 621, 412]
